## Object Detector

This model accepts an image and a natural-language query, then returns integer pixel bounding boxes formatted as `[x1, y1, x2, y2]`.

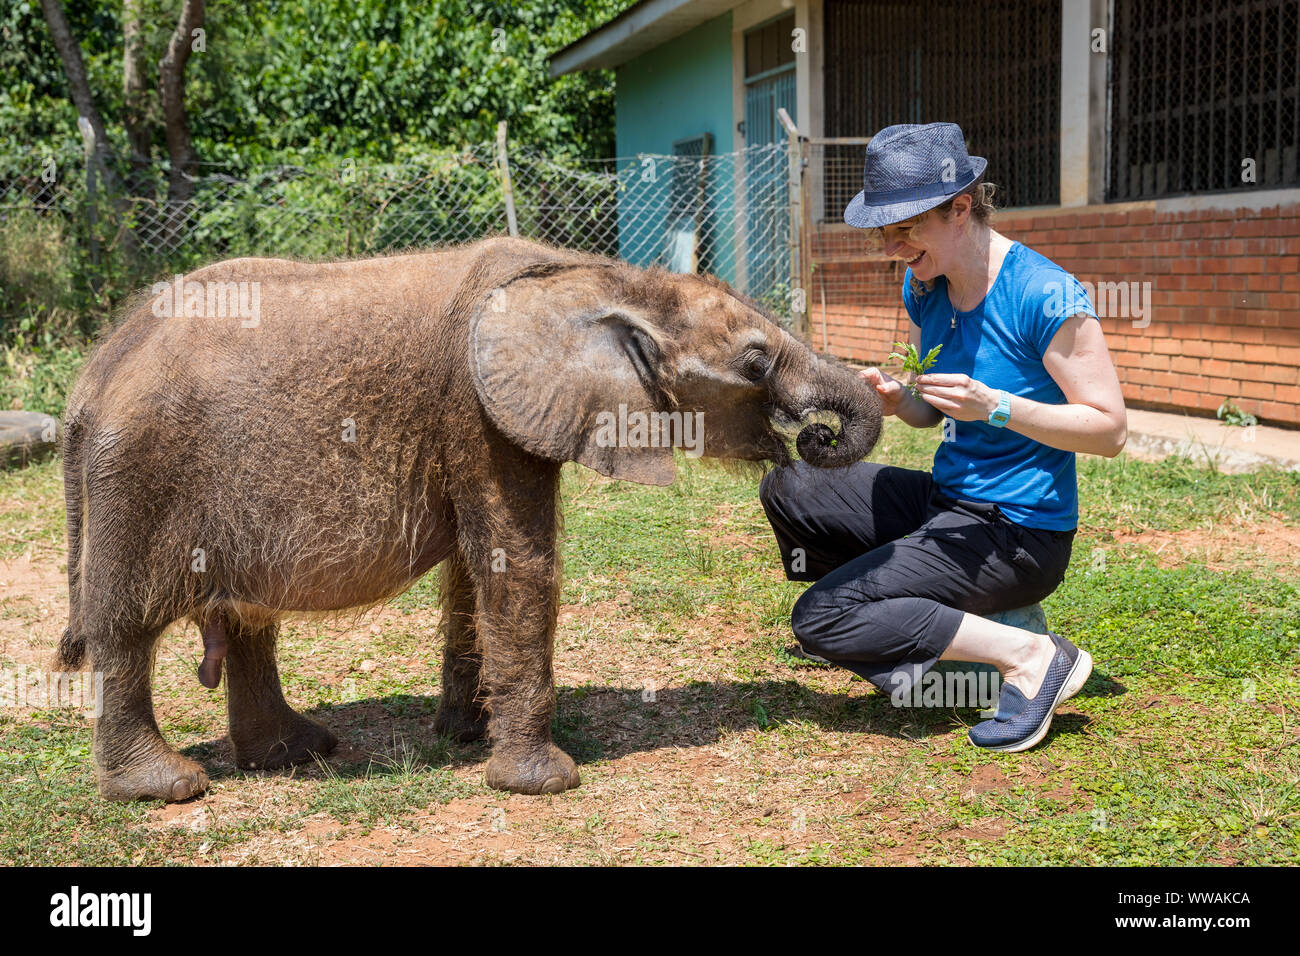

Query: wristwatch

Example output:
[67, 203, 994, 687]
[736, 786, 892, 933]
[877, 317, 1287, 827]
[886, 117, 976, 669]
[988, 390, 1012, 427]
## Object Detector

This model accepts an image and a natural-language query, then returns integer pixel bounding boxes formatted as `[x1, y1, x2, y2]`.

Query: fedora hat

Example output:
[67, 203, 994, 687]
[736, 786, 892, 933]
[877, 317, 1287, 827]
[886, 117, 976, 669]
[843, 122, 988, 229]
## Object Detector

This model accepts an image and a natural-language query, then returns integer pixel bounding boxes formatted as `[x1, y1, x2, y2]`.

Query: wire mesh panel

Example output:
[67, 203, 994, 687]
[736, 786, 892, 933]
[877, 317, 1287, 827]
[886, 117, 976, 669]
[608, 143, 790, 310]
[804, 140, 908, 363]
[1108, 0, 1300, 200]
[506, 149, 620, 257]
[822, 0, 1061, 213]
[0, 140, 794, 323]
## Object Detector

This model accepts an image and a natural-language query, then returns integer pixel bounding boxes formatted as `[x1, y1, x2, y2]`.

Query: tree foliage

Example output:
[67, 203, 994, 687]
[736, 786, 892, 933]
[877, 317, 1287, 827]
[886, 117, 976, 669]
[1, 0, 627, 164]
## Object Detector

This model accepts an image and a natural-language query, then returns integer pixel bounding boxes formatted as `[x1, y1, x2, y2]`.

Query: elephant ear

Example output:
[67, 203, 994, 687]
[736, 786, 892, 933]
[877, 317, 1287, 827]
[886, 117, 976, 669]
[469, 268, 677, 485]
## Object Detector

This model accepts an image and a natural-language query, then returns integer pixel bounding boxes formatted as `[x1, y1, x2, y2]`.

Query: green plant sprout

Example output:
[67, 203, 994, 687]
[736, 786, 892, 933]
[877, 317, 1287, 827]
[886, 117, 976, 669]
[1216, 399, 1257, 429]
[888, 342, 942, 395]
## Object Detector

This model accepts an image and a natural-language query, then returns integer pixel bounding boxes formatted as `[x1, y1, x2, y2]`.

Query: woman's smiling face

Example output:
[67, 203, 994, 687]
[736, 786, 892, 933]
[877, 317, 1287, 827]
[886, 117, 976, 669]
[878, 194, 972, 280]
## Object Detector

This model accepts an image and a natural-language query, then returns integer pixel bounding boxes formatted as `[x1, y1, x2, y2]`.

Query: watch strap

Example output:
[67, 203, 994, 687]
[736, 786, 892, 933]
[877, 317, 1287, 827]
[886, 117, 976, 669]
[988, 389, 1012, 427]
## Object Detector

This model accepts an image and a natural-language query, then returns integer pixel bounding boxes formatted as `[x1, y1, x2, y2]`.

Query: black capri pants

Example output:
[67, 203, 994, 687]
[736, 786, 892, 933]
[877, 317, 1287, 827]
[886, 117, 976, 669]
[759, 460, 1076, 693]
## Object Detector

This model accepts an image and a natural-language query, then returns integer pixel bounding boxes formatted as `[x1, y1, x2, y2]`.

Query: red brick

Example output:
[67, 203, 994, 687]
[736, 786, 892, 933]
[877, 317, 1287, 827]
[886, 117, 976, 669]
[1203, 375, 1238, 397]
[1244, 344, 1281, 362]
[1262, 364, 1300, 385]
[1140, 352, 1171, 371]
[1241, 380, 1275, 400]
[1259, 401, 1300, 424]
[1274, 384, 1300, 404]
[1230, 257, 1268, 273]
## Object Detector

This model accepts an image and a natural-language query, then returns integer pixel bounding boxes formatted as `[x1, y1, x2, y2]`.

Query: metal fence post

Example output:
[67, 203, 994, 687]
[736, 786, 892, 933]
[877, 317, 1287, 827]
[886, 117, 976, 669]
[799, 136, 813, 341]
[77, 116, 103, 292]
[777, 108, 806, 336]
[496, 120, 519, 237]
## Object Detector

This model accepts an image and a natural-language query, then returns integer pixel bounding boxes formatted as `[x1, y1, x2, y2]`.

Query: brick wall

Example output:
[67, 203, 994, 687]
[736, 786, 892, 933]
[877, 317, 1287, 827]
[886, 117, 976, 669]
[807, 197, 1300, 427]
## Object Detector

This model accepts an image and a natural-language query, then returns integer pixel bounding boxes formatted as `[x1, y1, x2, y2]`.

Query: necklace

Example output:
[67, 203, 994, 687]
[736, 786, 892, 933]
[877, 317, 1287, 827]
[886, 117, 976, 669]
[951, 307, 957, 329]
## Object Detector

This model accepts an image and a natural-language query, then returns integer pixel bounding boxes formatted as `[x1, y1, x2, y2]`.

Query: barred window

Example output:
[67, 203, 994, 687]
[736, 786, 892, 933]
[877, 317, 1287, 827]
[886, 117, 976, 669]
[666, 133, 715, 274]
[1108, 0, 1300, 200]
[745, 13, 796, 79]
[822, 0, 1061, 218]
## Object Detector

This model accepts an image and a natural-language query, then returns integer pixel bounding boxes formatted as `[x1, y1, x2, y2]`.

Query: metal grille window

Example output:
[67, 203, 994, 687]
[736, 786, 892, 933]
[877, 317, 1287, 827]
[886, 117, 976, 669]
[822, 0, 1061, 217]
[666, 133, 716, 274]
[745, 13, 796, 79]
[1108, 0, 1300, 201]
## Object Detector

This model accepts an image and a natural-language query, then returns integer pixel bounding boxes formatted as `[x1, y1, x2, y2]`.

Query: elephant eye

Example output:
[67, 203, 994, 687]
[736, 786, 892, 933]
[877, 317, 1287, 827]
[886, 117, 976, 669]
[739, 348, 771, 382]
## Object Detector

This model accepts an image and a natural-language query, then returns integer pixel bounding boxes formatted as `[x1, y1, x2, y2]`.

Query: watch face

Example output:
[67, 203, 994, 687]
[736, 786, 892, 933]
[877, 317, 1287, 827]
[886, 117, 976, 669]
[991, 410, 1010, 425]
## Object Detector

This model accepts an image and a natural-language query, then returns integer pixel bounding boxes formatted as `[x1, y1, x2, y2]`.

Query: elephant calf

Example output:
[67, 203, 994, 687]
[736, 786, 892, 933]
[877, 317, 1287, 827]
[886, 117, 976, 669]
[57, 237, 882, 801]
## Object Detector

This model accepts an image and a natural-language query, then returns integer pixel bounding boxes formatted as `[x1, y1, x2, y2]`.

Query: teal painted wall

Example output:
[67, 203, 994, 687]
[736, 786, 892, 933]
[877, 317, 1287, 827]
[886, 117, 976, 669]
[615, 12, 734, 158]
[613, 12, 736, 280]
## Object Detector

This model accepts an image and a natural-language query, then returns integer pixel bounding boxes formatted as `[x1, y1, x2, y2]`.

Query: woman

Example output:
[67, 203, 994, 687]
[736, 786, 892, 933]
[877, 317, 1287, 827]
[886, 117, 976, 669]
[760, 122, 1127, 752]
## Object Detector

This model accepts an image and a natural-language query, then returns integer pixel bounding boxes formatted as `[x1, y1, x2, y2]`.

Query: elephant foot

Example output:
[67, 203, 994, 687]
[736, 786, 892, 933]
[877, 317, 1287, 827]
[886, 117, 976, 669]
[98, 749, 210, 803]
[231, 713, 337, 771]
[433, 702, 488, 743]
[485, 742, 581, 795]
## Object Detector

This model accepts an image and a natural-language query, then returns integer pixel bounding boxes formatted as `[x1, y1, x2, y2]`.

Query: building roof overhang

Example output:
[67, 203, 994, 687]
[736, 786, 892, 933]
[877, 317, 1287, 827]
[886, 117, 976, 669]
[549, 0, 740, 76]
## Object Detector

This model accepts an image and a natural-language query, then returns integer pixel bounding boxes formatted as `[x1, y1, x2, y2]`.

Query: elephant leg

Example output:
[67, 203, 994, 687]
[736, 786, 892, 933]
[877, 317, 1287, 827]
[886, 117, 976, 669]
[459, 468, 579, 795]
[224, 616, 337, 770]
[91, 619, 209, 803]
[433, 550, 488, 742]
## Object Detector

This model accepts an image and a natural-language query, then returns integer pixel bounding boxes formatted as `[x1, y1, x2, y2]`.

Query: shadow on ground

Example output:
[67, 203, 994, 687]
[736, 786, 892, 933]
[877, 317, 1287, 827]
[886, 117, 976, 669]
[183, 672, 1123, 781]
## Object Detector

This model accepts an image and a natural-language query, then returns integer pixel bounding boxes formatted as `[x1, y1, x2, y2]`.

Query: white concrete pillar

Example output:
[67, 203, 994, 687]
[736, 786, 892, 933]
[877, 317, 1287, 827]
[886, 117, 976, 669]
[1060, 0, 1108, 206]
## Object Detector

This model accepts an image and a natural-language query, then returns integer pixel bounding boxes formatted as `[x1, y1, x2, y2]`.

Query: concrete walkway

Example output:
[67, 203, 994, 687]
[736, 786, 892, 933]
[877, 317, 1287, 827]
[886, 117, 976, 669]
[1112, 407, 1300, 473]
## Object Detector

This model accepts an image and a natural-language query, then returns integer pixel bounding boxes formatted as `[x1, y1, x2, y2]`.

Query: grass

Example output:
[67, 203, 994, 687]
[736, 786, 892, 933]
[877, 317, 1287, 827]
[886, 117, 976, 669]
[1, 419, 1298, 864]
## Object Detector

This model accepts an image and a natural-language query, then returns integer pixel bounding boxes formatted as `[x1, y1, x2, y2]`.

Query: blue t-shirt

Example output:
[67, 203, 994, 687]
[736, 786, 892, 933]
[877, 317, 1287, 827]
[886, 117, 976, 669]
[901, 242, 1099, 531]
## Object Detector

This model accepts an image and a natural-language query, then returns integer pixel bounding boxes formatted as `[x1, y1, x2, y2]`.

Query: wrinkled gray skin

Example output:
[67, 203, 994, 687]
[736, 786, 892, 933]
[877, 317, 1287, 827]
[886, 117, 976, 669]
[57, 237, 882, 801]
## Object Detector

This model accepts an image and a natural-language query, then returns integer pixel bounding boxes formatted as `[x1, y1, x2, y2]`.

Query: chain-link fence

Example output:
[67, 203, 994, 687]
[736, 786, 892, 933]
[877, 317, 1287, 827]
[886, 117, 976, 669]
[0, 137, 794, 326]
[794, 139, 905, 359]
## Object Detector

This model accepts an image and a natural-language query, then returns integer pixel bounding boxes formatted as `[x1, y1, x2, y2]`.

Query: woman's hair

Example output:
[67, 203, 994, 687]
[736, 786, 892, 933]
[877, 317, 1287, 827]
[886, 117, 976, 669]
[934, 178, 997, 223]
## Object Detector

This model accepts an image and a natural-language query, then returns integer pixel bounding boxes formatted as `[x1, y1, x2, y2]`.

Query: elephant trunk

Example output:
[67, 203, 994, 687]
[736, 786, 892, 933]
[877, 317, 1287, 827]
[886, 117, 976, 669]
[780, 352, 883, 468]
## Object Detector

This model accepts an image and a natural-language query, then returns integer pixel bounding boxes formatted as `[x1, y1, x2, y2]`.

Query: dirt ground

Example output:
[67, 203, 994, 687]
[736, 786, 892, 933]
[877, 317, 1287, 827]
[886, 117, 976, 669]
[1, 513, 1295, 865]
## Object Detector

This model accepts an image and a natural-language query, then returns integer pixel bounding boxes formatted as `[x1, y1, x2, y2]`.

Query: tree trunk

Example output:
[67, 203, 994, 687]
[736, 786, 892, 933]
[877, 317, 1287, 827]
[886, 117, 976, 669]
[122, 0, 151, 192]
[39, 0, 121, 193]
[40, 0, 138, 258]
[159, 0, 205, 233]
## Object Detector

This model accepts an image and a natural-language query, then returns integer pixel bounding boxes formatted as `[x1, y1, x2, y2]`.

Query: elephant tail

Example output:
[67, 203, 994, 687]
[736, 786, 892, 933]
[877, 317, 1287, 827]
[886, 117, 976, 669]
[56, 413, 87, 671]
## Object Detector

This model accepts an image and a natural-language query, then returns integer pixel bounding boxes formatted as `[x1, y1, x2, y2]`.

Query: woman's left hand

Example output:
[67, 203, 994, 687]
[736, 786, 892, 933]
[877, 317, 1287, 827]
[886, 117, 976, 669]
[913, 373, 999, 422]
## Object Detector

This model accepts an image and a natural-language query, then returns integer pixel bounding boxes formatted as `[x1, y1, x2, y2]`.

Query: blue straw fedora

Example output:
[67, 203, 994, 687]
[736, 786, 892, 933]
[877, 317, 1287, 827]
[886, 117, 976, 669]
[843, 122, 988, 229]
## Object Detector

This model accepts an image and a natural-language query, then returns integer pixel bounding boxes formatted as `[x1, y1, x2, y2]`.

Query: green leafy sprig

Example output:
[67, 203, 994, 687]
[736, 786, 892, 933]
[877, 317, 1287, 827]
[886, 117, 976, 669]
[887, 342, 942, 396]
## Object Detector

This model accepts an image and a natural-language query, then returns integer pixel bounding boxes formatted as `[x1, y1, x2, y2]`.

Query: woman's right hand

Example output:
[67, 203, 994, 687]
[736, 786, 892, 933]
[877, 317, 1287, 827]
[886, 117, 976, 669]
[859, 366, 906, 417]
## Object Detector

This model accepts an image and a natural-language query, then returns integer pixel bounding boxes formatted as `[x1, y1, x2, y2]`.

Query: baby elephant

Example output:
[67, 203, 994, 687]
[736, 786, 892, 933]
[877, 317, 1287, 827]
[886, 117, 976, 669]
[57, 237, 881, 801]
